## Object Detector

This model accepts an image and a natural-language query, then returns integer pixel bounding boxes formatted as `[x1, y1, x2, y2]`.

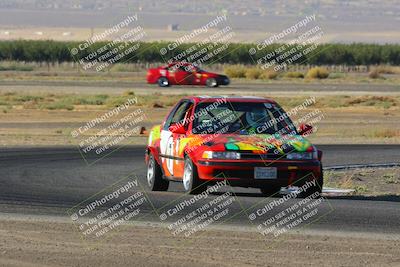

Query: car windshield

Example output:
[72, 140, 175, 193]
[192, 101, 297, 135]
[167, 63, 202, 73]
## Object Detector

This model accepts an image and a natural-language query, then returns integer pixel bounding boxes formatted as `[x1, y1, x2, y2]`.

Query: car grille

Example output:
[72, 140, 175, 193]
[239, 152, 284, 160]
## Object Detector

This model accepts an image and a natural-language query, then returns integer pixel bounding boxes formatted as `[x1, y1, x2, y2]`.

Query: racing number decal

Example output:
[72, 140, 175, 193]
[160, 129, 180, 177]
[160, 130, 172, 176]
[165, 135, 174, 175]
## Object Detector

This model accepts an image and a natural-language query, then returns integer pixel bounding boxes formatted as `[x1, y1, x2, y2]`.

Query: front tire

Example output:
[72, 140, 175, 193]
[147, 154, 169, 191]
[206, 78, 218, 88]
[157, 77, 170, 87]
[182, 156, 207, 194]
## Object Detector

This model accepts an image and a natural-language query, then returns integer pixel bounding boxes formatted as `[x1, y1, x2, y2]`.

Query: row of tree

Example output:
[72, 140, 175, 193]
[0, 40, 399, 66]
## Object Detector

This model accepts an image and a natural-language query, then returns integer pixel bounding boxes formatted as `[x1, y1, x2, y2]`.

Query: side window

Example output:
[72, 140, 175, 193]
[167, 64, 179, 72]
[185, 64, 197, 73]
[163, 101, 191, 130]
[171, 102, 190, 124]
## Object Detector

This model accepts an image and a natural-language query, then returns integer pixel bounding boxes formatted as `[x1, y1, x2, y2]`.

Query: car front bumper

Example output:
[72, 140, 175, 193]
[196, 160, 322, 188]
[217, 76, 230, 85]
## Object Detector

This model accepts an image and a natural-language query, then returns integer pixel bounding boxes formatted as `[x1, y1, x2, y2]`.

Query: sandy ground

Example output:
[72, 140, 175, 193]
[0, 216, 399, 267]
[0, 106, 399, 146]
[325, 167, 400, 196]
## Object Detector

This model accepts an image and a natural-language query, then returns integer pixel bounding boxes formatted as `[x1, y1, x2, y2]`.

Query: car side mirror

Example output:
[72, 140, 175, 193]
[169, 123, 187, 134]
[298, 123, 313, 136]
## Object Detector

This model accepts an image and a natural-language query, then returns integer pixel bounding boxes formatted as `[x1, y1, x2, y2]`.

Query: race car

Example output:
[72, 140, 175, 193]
[146, 62, 230, 88]
[145, 96, 323, 197]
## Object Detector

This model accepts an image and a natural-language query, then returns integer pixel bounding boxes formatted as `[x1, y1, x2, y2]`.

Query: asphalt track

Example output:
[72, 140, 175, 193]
[2, 80, 400, 95]
[0, 145, 399, 236]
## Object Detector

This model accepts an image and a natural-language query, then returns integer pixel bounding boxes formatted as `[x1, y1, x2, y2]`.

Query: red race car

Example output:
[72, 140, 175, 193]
[146, 62, 230, 88]
[145, 96, 323, 197]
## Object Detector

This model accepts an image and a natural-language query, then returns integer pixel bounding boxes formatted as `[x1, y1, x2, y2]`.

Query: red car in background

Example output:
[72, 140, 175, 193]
[145, 96, 323, 197]
[146, 62, 230, 88]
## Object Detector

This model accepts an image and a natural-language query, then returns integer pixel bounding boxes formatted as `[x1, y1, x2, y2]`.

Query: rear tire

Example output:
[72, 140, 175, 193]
[157, 77, 170, 87]
[147, 154, 169, 191]
[206, 78, 218, 88]
[182, 156, 207, 194]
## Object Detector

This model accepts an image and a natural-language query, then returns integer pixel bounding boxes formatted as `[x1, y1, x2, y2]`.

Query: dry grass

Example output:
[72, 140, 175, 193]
[223, 65, 247, 78]
[372, 129, 400, 138]
[369, 69, 381, 79]
[324, 168, 400, 196]
[244, 68, 263, 79]
[224, 65, 279, 80]
[305, 67, 329, 79]
[1, 92, 399, 112]
[0, 91, 182, 111]
[372, 65, 400, 74]
[284, 71, 304, 78]
[1, 92, 400, 146]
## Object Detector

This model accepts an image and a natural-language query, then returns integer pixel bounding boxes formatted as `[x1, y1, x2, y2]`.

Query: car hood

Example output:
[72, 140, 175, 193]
[181, 133, 313, 154]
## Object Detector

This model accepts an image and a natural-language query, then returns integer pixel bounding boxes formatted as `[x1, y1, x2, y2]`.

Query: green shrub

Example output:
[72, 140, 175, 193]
[40, 102, 74, 110]
[0, 41, 400, 66]
[13, 95, 44, 102]
[305, 67, 329, 79]
[285, 71, 304, 78]
[76, 94, 109, 105]
[105, 96, 130, 107]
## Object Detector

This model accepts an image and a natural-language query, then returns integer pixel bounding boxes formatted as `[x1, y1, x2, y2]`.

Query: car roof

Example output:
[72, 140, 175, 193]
[166, 62, 193, 67]
[184, 95, 277, 104]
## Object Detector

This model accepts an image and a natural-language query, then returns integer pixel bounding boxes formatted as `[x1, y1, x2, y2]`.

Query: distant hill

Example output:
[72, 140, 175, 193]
[0, 0, 398, 43]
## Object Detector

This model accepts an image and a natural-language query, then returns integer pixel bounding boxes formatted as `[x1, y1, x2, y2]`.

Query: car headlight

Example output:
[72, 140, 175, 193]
[202, 151, 240, 160]
[286, 152, 315, 160]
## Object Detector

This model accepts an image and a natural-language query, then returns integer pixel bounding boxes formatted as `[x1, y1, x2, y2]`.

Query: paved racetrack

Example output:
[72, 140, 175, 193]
[0, 145, 399, 235]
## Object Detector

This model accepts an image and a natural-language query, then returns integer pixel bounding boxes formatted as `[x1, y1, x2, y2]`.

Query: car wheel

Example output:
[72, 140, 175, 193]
[157, 77, 170, 87]
[206, 78, 218, 88]
[147, 153, 169, 191]
[260, 186, 281, 197]
[300, 166, 323, 198]
[182, 156, 206, 194]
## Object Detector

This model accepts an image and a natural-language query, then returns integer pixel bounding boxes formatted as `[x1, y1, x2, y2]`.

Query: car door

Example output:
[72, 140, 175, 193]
[184, 64, 200, 85]
[160, 100, 192, 178]
[173, 65, 194, 85]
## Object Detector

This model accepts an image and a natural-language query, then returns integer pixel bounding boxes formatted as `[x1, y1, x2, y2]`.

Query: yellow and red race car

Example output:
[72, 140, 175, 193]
[145, 96, 323, 196]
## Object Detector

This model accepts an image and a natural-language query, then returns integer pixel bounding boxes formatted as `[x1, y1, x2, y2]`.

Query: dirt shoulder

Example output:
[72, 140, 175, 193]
[0, 216, 399, 267]
[325, 167, 400, 196]
[0, 92, 400, 146]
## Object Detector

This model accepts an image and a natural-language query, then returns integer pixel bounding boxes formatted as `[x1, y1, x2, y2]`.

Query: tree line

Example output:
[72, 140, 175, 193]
[0, 40, 399, 66]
